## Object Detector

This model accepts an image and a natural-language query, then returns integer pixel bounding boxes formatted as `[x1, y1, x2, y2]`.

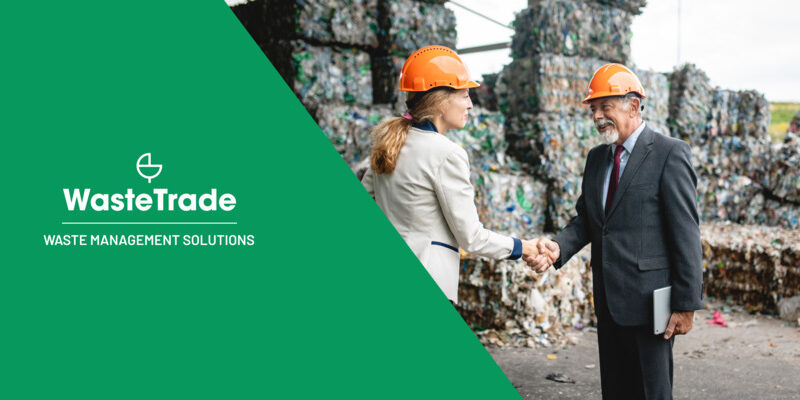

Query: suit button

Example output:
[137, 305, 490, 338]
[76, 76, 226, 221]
[603, 228, 609, 235]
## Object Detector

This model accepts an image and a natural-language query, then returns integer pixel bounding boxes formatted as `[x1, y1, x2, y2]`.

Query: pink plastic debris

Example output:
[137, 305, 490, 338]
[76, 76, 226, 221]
[706, 311, 728, 327]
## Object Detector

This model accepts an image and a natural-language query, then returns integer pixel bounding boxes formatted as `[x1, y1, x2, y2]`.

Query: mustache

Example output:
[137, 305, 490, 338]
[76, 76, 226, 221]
[595, 118, 614, 130]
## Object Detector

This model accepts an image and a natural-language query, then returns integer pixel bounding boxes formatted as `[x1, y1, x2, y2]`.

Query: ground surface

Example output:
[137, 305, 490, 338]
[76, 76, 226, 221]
[487, 306, 800, 399]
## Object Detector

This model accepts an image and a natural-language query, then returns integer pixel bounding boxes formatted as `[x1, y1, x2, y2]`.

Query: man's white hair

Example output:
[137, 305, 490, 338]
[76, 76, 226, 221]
[620, 92, 646, 118]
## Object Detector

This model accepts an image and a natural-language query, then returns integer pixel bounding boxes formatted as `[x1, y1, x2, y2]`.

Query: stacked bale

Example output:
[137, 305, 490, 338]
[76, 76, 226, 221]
[500, 55, 606, 116]
[706, 90, 770, 139]
[635, 68, 671, 135]
[469, 165, 549, 240]
[371, 0, 456, 105]
[701, 223, 800, 313]
[264, 0, 380, 47]
[667, 63, 713, 140]
[510, 0, 632, 63]
[446, 107, 508, 166]
[761, 134, 800, 229]
[384, 0, 457, 56]
[765, 135, 800, 203]
[666, 65, 800, 228]
[282, 41, 373, 110]
[457, 246, 594, 348]
[443, 107, 550, 240]
[470, 73, 500, 112]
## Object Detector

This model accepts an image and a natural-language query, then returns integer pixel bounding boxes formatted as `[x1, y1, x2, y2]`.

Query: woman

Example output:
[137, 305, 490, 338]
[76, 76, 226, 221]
[361, 45, 542, 302]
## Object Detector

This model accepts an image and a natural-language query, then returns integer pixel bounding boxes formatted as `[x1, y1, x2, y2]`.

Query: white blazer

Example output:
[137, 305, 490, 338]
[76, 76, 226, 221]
[362, 126, 518, 301]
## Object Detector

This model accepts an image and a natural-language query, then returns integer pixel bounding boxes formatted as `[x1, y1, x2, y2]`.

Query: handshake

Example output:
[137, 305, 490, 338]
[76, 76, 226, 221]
[521, 238, 560, 273]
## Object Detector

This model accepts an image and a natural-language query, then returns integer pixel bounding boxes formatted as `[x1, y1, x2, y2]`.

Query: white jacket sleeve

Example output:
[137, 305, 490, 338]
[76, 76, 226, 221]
[433, 148, 516, 259]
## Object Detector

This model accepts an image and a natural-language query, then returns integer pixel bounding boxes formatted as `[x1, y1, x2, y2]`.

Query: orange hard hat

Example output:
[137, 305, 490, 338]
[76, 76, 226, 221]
[583, 63, 646, 104]
[399, 45, 479, 92]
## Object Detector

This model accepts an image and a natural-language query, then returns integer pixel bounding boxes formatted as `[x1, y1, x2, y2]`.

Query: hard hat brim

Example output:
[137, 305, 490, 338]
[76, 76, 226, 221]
[582, 90, 647, 104]
[400, 80, 480, 92]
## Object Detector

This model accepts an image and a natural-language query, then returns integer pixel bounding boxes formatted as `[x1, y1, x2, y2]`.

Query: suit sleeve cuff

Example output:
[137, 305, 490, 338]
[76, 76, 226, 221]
[508, 238, 522, 260]
[552, 238, 564, 269]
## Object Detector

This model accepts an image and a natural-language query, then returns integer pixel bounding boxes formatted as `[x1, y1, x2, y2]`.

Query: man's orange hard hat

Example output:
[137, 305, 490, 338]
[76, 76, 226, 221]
[399, 45, 479, 92]
[583, 63, 646, 104]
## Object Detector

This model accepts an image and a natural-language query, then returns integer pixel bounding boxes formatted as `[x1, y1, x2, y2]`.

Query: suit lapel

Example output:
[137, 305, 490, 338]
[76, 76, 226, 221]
[605, 127, 655, 221]
[595, 144, 612, 216]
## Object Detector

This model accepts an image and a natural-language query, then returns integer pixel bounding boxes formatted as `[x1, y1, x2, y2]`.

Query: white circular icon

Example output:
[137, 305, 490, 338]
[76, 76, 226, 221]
[137, 153, 162, 183]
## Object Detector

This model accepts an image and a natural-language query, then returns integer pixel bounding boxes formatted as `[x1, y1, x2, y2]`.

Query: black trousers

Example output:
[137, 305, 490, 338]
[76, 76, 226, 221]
[596, 298, 675, 400]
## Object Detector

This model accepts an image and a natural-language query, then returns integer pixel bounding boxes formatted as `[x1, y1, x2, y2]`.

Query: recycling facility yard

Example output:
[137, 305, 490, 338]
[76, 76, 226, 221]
[230, 0, 800, 395]
[489, 303, 800, 399]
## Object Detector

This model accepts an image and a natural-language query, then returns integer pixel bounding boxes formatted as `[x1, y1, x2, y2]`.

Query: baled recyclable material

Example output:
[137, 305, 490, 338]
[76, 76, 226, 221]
[265, 0, 379, 47]
[370, 55, 407, 109]
[385, 0, 457, 56]
[633, 68, 670, 132]
[701, 223, 800, 313]
[457, 246, 594, 348]
[469, 166, 549, 238]
[286, 41, 373, 108]
[500, 55, 606, 116]
[470, 73, 500, 112]
[706, 89, 770, 140]
[764, 136, 800, 203]
[313, 103, 396, 166]
[510, 0, 632, 64]
[446, 107, 509, 166]
[589, 0, 647, 14]
[668, 64, 713, 140]
[505, 112, 600, 230]
[763, 200, 800, 230]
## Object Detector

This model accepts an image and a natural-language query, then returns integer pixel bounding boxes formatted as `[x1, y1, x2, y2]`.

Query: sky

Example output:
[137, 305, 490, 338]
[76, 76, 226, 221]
[449, 0, 800, 102]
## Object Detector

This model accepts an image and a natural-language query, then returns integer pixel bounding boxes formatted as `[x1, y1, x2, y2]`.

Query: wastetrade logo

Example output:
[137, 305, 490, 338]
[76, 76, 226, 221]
[46, 153, 255, 248]
[64, 153, 236, 212]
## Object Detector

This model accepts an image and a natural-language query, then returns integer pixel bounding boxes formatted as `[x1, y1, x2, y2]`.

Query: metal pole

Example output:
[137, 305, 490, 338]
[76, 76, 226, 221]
[457, 42, 511, 54]
[677, 0, 681, 65]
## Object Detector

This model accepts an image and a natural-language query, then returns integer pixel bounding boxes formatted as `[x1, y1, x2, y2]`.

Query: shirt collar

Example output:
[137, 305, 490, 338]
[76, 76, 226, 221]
[613, 121, 646, 154]
[412, 120, 438, 133]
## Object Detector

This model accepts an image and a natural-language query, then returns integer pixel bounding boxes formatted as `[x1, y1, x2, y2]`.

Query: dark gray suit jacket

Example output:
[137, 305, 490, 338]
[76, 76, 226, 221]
[553, 125, 704, 326]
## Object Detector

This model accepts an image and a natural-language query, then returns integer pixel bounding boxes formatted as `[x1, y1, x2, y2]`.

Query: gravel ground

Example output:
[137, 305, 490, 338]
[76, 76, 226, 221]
[487, 305, 800, 399]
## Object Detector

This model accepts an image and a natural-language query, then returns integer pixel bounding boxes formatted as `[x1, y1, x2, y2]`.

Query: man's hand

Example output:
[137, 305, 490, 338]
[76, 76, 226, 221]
[522, 239, 549, 270]
[537, 239, 560, 269]
[522, 239, 548, 270]
[664, 311, 694, 339]
[522, 238, 559, 273]
[524, 238, 560, 273]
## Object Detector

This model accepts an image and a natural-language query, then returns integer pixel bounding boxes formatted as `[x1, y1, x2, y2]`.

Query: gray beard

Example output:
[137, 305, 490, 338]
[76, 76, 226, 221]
[599, 129, 619, 144]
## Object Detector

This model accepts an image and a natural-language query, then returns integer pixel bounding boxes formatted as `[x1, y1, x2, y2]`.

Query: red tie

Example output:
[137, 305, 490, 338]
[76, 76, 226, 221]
[605, 145, 625, 216]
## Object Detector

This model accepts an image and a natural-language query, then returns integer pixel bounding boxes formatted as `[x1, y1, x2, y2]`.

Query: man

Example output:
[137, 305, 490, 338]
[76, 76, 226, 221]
[527, 64, 704, 399]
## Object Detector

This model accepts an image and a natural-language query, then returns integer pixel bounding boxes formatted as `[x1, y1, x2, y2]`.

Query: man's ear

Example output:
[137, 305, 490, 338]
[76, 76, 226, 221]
[630, 98, 640, 117]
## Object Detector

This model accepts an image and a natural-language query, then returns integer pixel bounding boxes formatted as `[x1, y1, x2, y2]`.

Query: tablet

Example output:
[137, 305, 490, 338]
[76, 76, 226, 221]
[653, 286, 672, 335]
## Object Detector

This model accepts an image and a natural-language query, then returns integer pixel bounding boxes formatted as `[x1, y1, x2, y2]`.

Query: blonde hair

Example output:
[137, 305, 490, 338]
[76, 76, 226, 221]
[370, 88, 456, 174]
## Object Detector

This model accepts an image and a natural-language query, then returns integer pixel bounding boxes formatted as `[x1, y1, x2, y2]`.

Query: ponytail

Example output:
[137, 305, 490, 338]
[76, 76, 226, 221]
[370, 87, 457, 174]
[370, 117, 412, 174]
